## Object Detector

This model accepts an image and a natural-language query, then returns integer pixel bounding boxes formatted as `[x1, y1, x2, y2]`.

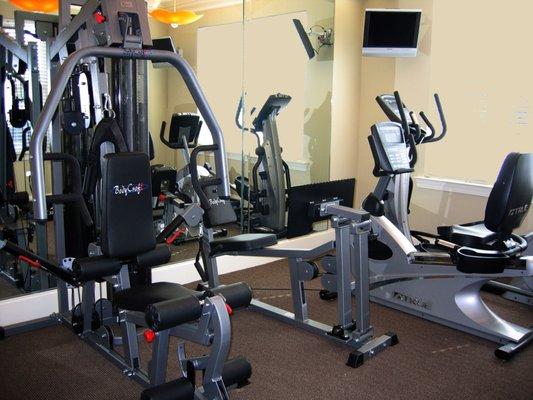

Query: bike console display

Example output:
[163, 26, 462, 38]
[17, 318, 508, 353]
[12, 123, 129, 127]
[252, 93, 291, 131]
[376, 94, 412, 124]
[160, 113, 202, 149]
[369, 122, 412, 176]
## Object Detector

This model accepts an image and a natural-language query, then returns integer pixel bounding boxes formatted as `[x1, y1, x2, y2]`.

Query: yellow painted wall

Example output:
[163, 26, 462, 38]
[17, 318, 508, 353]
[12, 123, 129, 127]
[164, 1, 334, 184]
[244, 0, 335, 183]
[332, 0, 532, 232]
[163, 3, 243, 173]
[330, 0, 364, 183]
[426, 0, 533, 183]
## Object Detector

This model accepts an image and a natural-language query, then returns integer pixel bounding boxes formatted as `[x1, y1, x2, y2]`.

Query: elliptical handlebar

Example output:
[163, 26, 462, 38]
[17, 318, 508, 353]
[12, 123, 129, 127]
[235, 95, 247, 132]
[419, 93, 447, 143]
[394, 91, 417, 168]
[431, 93, 447, 142]
[409, 111, 425, 144]
[159, 120, 172, 148]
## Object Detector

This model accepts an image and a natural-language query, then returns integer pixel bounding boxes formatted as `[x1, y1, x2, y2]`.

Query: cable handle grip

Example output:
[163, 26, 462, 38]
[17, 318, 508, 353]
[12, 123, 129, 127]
[393, 91, 417, 168]
[43, 153, 94, 227]
[46, 194, 93, 227]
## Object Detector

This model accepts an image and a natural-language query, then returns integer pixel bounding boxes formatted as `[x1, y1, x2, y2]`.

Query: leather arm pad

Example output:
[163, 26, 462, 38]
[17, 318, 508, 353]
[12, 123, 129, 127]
[72, 256, 122, 283]
[136, 244, 171, 269]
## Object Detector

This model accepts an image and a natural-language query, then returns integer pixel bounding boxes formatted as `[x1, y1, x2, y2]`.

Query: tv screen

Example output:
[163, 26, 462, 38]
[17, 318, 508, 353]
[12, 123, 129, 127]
[363, 9, 421, 57]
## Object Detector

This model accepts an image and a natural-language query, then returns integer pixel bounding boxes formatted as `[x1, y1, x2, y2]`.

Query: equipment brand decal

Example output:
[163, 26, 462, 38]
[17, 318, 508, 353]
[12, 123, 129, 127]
[208, 198, 226, 206]
[393, 291, 432, 310]
[509, 204, 529, 216]
[113, 183, 148, 197]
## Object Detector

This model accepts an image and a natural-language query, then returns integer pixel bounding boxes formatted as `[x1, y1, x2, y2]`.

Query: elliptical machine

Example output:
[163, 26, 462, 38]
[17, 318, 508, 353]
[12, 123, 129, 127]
[152, 113, 226, 245]
[234, 93, 292, 236]
[321, 91, 533, 359]
[375, 92, 533, 305]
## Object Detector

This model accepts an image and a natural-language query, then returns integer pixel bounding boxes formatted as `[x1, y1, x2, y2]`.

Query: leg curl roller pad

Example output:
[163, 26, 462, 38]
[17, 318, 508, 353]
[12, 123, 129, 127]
[222, 356, 252, 388]
[145, 295, 202, 332]
[140, 377, 194, 400]
[206, 282, 253, 310]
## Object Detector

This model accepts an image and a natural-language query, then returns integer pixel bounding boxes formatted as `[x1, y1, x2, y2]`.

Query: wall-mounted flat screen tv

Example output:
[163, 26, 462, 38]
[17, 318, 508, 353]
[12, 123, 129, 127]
[363, 9, 422, 57]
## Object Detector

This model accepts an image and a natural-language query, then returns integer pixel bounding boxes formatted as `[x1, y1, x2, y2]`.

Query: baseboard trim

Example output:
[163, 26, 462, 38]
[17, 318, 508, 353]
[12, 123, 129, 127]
[414, 176, 492, 197]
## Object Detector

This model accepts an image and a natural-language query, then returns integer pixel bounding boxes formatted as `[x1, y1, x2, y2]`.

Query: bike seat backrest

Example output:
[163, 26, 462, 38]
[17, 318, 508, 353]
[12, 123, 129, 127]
[167, 113, 202, 149]
[101, 152, 155, 258]
[484, 152, 532, 237]
[203, 183, 237, 228]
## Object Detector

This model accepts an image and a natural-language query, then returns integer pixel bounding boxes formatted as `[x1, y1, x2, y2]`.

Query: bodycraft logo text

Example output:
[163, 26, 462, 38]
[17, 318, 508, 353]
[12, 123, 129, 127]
[113, 183, 149, 197]
[208, 198, 226, 206]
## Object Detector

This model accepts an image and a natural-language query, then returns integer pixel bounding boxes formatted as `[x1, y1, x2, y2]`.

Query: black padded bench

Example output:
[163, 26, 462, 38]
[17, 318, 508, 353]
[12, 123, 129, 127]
[209, 233, 278, 256]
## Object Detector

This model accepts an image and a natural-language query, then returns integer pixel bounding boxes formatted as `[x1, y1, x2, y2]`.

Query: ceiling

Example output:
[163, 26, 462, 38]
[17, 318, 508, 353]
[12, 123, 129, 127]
[155, 0, 242, 12]
[0, 0, 242, 12]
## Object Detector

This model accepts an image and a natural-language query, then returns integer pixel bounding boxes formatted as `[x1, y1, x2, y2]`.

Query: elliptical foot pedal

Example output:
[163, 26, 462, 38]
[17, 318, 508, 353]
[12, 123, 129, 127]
[495, 328, 533, 361]
[140, 378, 194, 400]
[222, 356, 252, 388]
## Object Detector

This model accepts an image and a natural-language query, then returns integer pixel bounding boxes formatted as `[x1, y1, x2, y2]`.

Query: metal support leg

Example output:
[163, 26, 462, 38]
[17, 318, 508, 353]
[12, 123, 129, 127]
[352, 223, 371, 334]
[203, 230, 220, 288]
[149, 329, 170, 386]
[82, 281, 95, 334]
[115, 267, 140, 370]
[202, 297, 231, 400]
[289, 258, 308, 322]
[120, 317, 140, 370]
[334, 220, 353, 329]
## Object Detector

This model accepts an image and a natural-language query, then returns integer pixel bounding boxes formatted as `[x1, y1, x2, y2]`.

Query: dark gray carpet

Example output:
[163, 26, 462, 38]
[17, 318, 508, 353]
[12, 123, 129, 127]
[1, 260, 532, 400]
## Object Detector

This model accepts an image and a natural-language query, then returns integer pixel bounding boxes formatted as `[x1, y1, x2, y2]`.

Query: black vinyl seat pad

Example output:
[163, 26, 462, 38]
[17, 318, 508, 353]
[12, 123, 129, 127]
[437, 222, 498, 248]
[210, 233, 278, 256]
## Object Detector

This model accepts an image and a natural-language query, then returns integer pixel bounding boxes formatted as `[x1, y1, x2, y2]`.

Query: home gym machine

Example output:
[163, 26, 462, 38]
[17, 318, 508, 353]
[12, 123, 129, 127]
[375, 92, 533, 306]
[1, 1, 253, 399]
[322, 91, 533, 359]
[181, 162, 398, 367]
[234, 93, 292, 236]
